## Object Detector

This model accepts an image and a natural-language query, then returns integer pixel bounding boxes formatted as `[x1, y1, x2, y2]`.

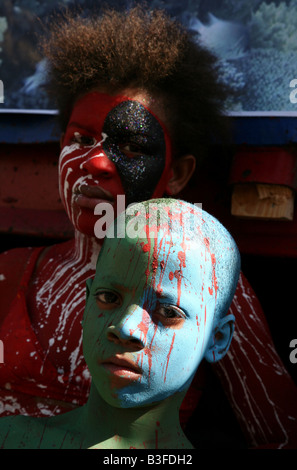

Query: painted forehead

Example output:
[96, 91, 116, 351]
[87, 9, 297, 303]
[68, 91, 168, 132]
[100, 201, 238, 292]
[99, 208, 212, 282]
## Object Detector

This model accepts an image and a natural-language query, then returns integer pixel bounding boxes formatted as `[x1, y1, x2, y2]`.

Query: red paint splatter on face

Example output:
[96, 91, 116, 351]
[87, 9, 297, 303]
[152, 258, 158, 273]
[144, 216, 173, 298]
[156, 243, 173, 294]
[196, 314, 200, 327]
[141, 322, 158, 381]
[196, 314, 200, 344]
[202, 235, 219, 308]
[177, 251, 186, 268]
[143, 224, 153, 286]
[128, 309, 151, 345]
[164, 332, 176, 382]
[173, 214, 189, 307]
[211, 253, 219, 299]
[204, 237, 210, 248]
[168, 270, 183, 307]
[137, 351, 144, 373]
[141, 242, 150, 253]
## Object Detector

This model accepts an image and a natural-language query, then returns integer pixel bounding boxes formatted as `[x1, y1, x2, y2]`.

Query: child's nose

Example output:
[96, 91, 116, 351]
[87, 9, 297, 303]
[81, 147, 117, 178]
[107, 304, 151, 350]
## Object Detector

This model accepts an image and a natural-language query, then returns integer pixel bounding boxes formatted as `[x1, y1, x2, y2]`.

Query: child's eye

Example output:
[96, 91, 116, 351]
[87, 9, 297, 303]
[72, 132, 96, 147]
[95, 290, 121, 309]
[156, 305, 186, 320]
[119, 142, 148, 157]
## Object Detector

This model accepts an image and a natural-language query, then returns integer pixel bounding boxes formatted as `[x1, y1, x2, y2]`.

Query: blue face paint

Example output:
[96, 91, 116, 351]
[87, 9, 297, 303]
[83, 200, 239, 408]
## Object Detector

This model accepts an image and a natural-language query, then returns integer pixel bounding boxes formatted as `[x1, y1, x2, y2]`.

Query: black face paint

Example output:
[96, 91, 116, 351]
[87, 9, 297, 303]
[102, 101, 167, 205]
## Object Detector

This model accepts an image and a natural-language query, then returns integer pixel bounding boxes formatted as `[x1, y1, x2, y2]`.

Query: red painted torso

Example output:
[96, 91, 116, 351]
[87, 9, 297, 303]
[0, 237, 97, 416]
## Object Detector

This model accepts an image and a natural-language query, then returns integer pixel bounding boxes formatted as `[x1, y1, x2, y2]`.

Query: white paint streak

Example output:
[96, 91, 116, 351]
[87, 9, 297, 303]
[36, 232, 99, 386]
[213, 274, 291, 449]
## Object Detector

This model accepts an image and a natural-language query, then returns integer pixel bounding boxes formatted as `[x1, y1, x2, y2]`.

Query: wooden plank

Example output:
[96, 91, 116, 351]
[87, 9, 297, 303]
[231, 184, 294, 221]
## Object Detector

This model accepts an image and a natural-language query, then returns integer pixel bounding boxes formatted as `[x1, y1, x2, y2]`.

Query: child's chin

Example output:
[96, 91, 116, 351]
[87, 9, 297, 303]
[73, 213, 105, 241]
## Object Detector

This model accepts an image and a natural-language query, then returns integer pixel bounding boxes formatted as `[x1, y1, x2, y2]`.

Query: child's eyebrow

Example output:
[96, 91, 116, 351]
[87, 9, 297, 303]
[96, 278, 137, 294]
[154, 290, 178, 303]
[111, 282, 135, 294]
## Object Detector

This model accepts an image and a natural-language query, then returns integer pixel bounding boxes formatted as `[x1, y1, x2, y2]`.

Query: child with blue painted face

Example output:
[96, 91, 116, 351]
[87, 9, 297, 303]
[0, 199, 240, 449]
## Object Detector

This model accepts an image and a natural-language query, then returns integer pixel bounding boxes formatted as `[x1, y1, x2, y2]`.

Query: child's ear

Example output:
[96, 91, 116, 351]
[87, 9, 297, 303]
[204, 314, 235, 363]
[165, 154, 196, 195]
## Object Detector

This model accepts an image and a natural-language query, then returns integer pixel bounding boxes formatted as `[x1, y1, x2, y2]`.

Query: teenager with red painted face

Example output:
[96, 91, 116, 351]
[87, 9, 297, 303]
[0, 6, 296, 448]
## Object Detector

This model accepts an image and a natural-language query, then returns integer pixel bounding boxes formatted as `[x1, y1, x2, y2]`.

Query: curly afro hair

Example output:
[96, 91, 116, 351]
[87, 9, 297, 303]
[41, 5, 231, 164]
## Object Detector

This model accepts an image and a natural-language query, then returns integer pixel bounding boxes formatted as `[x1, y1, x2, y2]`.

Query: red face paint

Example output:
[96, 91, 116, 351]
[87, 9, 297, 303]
[59, 91, 173, 236]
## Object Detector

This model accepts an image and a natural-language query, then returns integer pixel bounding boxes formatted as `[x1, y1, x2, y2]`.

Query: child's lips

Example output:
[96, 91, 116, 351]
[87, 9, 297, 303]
[101, 354, 142, 378]
[79, 184, 114, 200]
[74, 184, 114, 209]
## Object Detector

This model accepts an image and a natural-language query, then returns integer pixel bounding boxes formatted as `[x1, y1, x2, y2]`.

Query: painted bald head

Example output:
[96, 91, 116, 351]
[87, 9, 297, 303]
[83, 199, 240, 408]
